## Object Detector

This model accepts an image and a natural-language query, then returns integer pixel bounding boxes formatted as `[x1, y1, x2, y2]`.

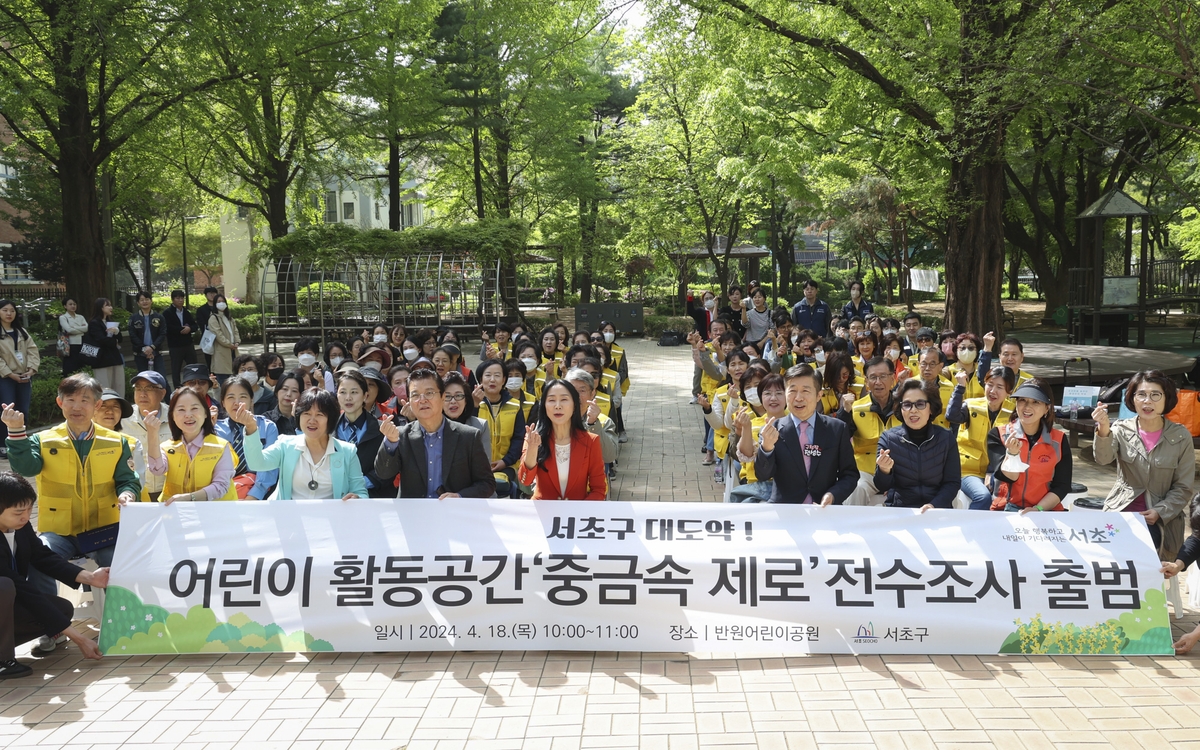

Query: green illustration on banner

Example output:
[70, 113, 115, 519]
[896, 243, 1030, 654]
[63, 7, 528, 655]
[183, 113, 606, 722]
[998, 588, 1172, 654]
[98, 586, 334, 654]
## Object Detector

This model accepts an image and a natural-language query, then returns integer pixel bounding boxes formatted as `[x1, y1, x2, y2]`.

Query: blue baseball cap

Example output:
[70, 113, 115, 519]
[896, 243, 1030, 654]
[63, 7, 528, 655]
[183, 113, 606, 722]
[131, 370, 169, 390]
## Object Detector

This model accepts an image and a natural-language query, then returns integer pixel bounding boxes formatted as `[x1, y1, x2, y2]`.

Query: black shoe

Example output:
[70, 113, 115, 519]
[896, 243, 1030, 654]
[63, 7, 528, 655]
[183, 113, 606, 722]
[0, 660, 32, 679]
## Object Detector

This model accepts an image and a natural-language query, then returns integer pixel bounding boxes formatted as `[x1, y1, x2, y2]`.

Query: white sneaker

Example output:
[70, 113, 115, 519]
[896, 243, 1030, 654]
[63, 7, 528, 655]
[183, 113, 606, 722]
[31, 635, 63, 655]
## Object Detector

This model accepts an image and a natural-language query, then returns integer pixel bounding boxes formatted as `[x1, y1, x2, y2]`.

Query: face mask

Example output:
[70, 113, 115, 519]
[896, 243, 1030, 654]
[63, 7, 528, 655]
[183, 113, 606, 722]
[240, 372, 258, 386]
[298, 353, 317, 367]
[267, 367, 284, 381]
[885, 349, 899, 361]
[329, 357, 344, 369]
[957, 348, 977, 364]
[603, 332, 615, 343]
[216, 302, 227, 311]
[814, 349, 826, 364]
[790, 334, 799, 345]
[393, 385, 407, 400]
[883, 328, 897, 336]
[505, 377, 523, 391]
[704, 298, 716, 310]
[598, 356, 606, 368]
[745, 391, 762, 406]
[521, 357, 538, 372]
[403, 348, 419, 361]
[373, 333, 387, 343]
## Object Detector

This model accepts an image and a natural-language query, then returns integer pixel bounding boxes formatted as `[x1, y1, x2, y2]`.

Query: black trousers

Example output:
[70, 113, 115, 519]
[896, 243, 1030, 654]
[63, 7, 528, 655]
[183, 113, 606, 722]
[0, 577, 73, 661]
[169, 345, 197, 389]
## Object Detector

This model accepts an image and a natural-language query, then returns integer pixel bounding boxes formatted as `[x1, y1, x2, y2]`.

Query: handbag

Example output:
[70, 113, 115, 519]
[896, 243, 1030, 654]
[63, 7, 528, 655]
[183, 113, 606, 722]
[56, 335, 69, 357]
[658, 331, 683, 347]
[79, 341, 101, 361]
[1166, 388, 1200, 437]
[199, 329, 217, 355]
[75, 523, 119, 554]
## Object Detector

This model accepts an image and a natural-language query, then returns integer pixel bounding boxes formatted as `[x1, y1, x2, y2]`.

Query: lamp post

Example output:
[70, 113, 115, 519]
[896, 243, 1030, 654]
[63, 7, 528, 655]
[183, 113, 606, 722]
[181, 215, 208, 297]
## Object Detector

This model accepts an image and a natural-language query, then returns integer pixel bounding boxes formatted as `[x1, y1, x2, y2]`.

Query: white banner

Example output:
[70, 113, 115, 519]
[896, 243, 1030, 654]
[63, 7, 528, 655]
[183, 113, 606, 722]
[910, 268, 939, 293]
[100, 500, 1172, 655]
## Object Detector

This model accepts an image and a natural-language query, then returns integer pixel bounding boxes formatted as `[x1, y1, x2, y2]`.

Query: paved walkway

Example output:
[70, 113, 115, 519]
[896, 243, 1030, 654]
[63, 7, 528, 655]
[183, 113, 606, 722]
[4, 338, 1200, 750]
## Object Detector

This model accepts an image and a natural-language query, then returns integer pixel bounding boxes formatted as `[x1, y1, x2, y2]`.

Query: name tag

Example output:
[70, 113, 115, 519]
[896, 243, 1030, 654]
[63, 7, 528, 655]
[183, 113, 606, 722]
[803, 444, 822, 458]
[14, 352, 23, 365]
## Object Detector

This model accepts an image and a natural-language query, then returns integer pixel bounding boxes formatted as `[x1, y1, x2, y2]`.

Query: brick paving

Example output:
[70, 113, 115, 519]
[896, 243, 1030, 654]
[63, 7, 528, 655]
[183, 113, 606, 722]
[3, 337, 1200, 749]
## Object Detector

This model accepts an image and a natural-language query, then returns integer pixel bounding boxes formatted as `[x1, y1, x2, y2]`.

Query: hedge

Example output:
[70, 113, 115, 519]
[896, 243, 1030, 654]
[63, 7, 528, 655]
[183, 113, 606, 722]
[27, 357, 138, 429]
[643, 316, 696, 337]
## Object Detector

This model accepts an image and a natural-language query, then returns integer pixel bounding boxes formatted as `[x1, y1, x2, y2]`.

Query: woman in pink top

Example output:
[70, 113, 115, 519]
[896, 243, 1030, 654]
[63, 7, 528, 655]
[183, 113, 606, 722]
[1092, 370, 1195, 558]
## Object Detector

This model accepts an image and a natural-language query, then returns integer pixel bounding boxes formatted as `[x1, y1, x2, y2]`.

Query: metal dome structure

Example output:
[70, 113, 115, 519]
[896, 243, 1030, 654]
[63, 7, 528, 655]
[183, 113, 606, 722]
[259, 252, 505, 348]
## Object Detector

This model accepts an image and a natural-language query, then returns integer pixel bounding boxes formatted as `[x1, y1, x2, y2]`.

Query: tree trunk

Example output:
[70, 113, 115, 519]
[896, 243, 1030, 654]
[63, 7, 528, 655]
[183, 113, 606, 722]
[388, 138, 402, 231]
[578, 197, 597, 304]
[1008, 247, 1021, 300]
[472, 105, 484, 219]
[58, 149, 108, 309]
[943, 148, 1007, 337]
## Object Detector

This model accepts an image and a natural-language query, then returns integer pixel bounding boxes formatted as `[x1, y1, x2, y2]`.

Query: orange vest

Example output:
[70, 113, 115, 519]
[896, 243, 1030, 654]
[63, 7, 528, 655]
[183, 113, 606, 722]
[1001, 421, 1067, 510]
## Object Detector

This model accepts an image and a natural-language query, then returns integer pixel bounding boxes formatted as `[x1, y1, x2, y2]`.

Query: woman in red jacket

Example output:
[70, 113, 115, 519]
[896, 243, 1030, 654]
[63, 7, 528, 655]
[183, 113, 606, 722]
[517, 380, 607, 500]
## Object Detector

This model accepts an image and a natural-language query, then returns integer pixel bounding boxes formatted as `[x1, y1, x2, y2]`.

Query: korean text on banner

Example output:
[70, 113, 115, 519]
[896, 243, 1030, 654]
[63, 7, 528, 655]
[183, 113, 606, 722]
[100, 500, 1172, 656]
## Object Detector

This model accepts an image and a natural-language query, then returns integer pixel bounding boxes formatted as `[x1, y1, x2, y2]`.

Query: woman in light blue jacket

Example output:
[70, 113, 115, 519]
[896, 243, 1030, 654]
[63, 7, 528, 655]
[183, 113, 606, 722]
[233, 387, 367, 500]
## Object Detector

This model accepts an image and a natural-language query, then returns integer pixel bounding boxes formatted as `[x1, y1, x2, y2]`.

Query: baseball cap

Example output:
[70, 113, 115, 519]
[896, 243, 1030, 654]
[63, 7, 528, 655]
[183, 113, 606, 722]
[131, 370, 168, 390]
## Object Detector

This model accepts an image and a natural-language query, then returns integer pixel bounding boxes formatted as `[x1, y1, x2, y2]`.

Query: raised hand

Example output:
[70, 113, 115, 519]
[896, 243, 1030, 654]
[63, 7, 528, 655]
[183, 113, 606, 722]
[230, 403, 257, 432]
[1, 402, 25, 432]
[142, 409, 161, 434]
[697, 393, 711, 410]
[1005, 434, 1023, 456]
[585, 399, 600, 423]
[399, 399, 415, 421]
[877, 448, 895, 474]
[983, 330, 996, 352]
[955, 369, 969, 387]
[523, 424, 541, 453]
[1091, 403, 1110, 437]
[759, 416, 779, 452]
[472, 385, 486, 407]
[379, 416, 401, 443]
[208, 403, 219, 422]
[840, 392, 856, 413]
[734, 405, 752, 434]
[485, 344, 500, 360]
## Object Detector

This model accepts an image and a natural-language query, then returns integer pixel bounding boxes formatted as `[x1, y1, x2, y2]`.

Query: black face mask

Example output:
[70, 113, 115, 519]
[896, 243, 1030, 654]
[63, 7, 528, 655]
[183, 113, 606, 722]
[267, 367, 284, 381]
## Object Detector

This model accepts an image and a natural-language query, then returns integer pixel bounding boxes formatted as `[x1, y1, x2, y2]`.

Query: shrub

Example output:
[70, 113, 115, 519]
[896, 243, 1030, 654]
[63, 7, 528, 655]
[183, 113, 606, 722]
[643, 315, 695, 338]
[296, 281, 356, 319]
[236, 314, 262, 341]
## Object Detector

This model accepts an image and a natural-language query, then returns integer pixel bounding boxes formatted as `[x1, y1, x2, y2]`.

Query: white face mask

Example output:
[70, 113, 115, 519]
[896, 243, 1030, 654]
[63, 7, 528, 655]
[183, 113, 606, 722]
[505, 377, 523, 391]
[329, 357, 343, 369]
[885, 349, 900, 361]
[216, 302, 227, 311]
[603, 331, 615, 343]
[883, 328, 897, 336]
[598, 356, 606, 368]
[704, 298, 716, 310]
[957, 348, 977, 364]
[240, 372, 258, 386]
[521, 357, 538, 372]
[373, 333, 387, 343]
[298, 353, 317, 367]
[814, 349, 826, 364]
[745, 391, 762, 406]
[790, 333, 799, 345]
[403, 348, 419, 361]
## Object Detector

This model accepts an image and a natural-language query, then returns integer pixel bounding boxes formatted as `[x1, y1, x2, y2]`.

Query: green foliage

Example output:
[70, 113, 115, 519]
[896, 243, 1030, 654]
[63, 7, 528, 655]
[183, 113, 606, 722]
[236, 314, 262, 341]
[296, 282, 357, 319]
[100, 586, 334, 654]
[644, 316, 696, 337]
[256, 220, 530, 269]
[998, 590, 1172, 655]
[150, 295, 256, 319]
[29, 357, 64, 427]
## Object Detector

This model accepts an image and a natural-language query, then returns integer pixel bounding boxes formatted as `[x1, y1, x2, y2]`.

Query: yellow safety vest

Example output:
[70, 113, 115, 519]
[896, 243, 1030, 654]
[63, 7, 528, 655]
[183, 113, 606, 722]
[739, 416, 767, 484]
[850, 395, 903, 474]
[948, 362, 985, 399]
[595, 391, 612, 418]
[514, 390, 538, 421]
[957, 397, 1015, 478]
[710, 385, 732, 456]
[699, 351, 722, 398]
[819, 383, 863, 416]
[480, 397, 522, 465]
[35, 423, 126, 536]
[926, 375, 955, 429]
[611, 344, 630, 397]
[161, 434, 238, 501]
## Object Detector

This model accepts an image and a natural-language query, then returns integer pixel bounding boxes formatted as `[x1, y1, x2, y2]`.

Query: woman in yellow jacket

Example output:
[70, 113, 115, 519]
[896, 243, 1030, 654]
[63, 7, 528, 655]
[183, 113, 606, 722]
[945, 365, 1015, 510]
[143, 386, 237, 503]
[0, 299, 39, 456]
[700, 352, 753, 488]
[819, 352, 861, 415]
[732, 372, 789, 502]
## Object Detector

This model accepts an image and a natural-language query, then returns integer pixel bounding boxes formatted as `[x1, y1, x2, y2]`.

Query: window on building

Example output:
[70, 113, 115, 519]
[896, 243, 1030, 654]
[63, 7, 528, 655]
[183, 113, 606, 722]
[343, 202, 355, 220]
[324, 191, 337, 223]
[374, 202, 380, 221]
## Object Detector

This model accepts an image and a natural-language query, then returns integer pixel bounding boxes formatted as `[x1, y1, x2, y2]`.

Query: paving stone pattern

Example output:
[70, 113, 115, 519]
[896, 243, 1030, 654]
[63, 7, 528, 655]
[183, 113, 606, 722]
[3, 338, 1200, 749]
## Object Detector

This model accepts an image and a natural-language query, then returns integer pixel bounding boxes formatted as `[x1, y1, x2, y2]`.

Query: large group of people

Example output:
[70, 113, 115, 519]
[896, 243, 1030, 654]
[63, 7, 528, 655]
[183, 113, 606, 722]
[689, 278, 1200, 652]
[0, 298, 635, 674]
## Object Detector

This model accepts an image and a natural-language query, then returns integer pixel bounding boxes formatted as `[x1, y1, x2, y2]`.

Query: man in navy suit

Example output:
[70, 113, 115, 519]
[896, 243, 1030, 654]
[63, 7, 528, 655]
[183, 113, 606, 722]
[754, 364, 859, 505]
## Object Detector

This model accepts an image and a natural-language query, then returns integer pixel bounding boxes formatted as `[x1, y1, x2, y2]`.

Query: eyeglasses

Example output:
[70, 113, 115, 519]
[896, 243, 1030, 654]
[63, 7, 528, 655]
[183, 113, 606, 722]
[444, 394, 467, 403]
[1133, 391, 1164, 402]
[409, 392, 440, 402]
[900, 400, 930, 411]
[865, 374, 892, 383]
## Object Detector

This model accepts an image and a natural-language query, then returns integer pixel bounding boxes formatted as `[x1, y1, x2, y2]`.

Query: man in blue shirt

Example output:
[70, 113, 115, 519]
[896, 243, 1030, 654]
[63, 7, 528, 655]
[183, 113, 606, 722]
[791, 279, 832, 336]
[128, 291, 167, 376]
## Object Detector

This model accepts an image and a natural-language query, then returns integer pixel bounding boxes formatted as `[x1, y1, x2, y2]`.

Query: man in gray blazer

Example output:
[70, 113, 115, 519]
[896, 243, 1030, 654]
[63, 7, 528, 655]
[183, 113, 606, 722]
[375, 370, 495, 498]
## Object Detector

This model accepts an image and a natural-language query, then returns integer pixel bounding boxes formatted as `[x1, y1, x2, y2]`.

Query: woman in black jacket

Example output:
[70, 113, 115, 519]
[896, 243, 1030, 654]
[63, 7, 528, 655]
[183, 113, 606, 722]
[874, 378, 961, 510]
[86, 297, 127, 397]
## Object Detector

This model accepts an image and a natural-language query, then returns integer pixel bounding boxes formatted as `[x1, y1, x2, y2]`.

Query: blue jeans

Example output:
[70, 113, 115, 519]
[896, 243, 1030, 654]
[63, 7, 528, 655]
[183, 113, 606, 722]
[0, 377, 31, 444]
[961, 475, 994, 510]
[28, 532, 115, 597]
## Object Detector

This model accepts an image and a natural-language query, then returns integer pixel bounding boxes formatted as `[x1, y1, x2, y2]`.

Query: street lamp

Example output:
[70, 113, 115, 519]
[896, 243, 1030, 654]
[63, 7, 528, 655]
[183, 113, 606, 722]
[181, 215, 208, 297]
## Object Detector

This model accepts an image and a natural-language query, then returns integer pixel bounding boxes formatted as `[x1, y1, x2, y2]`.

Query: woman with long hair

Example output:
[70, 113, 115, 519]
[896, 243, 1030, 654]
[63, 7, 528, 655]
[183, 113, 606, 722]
[334, 369, 387, 497]
[144, 386, 238, 503]
[86, 297, 126, 396]
[819, 352, 860, 415]
[264, 371, 305, 437]
[516, 380, 606, 500]
[206, 293, 240, 383]
[0, 299, 38, 455]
